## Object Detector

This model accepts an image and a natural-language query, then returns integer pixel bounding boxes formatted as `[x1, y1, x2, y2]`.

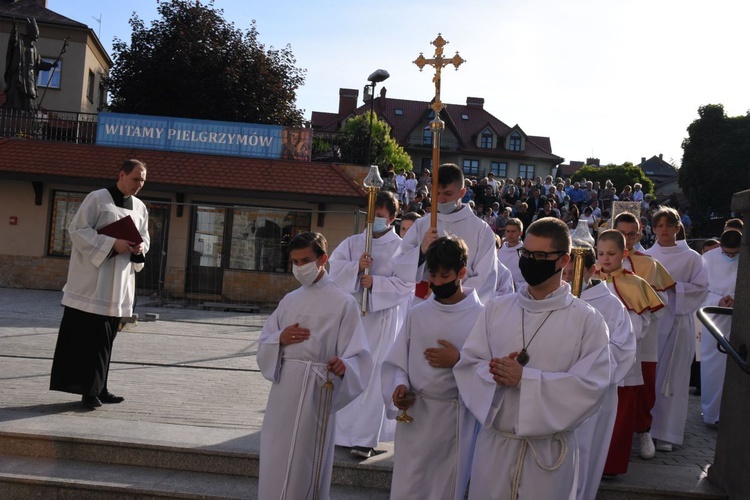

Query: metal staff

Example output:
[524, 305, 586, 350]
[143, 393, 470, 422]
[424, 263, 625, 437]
[37, 36, 69, 111]
[361, 165, 383, 316]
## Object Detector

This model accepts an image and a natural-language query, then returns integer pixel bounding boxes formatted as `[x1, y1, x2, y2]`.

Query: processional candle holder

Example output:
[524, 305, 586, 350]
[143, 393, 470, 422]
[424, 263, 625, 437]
[361, 165, 384, 316]
[570, 220, 596, 298]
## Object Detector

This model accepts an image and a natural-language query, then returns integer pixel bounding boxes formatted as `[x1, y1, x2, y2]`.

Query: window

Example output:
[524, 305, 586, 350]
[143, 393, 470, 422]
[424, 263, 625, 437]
[87, 70, 95, 102]
[519, 164, 535, 179]
[462, 159, 479, 175]
[48, 191, 85, 256]
[491, 162, 507, 177]
[422, 126, 432, 145]
[509, 132, 522, 151]
[461, 114, 469, 120]
[98, 82, 107, 110]
[395, 108, 403, 116]
[229, 207, 311, 272]
[480, 130, 494, 149]
[37, 58, 61, 89]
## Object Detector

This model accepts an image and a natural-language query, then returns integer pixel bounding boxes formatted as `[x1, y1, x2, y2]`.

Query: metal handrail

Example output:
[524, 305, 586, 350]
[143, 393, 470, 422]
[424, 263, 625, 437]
[697, 306, 750, 375]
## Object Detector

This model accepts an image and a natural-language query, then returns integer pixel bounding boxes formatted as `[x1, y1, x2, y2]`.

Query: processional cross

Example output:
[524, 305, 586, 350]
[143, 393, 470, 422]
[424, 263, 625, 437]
[413, 34, 465, 228]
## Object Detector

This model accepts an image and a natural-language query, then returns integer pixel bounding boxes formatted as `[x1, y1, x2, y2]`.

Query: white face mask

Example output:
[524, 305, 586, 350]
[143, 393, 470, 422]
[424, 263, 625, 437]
[437, 199, 460, 214]
[292, 259, 321, 286]
[373, 216, 389, 233]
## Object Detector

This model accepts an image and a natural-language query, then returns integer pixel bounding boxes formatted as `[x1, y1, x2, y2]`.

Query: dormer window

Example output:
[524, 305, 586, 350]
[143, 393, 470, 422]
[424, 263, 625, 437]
[395, 108, 403, 116]
[480, 129, 493, 149]
[509, 131, 522, 151]
[422, 126, 432, 145]
[461, 114, 469, 120]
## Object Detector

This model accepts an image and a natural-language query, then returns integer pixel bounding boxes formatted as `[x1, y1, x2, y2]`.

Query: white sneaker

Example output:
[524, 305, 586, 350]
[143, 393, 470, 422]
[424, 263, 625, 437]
[639, 432, 655, 459]
[655, 440, 673, 452]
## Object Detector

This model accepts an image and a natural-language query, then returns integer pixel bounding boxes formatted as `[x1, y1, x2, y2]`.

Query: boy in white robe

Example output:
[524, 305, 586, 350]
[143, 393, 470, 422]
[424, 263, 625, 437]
[498, 217, 526, 291]
[644, 206, 708, 451]
[257, 232, 372, 500]
[50, 159, 149, 409]
[329, 191, 414, 457]
[455, 218, 611, 500]
[700, 230, 740, 425]
[382, 235, 483, 500]
[562, 242, 635, 500]
[393, 163, 499, 305]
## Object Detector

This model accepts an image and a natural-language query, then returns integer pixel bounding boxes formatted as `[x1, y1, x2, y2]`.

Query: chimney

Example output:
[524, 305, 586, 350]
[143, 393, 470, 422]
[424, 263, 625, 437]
[380, 87, 387, 99]
[586, 157, 600, 166]
[338, 88, 359, 116]
[641, 157, 646, 164]
[659, 153, 663, 160]
[466, 97, 484, 109]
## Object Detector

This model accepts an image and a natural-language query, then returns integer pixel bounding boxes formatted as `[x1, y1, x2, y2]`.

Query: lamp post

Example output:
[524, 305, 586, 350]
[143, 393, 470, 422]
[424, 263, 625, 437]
[363, 69, 390, 167]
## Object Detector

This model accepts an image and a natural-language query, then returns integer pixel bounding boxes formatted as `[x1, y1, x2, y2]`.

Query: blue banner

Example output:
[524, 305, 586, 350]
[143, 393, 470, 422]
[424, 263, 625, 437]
[95, 112, 311, 161]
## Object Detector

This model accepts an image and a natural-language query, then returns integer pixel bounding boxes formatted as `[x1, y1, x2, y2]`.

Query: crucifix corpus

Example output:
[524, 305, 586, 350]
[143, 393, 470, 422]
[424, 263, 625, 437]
[413, 33, 466, 228]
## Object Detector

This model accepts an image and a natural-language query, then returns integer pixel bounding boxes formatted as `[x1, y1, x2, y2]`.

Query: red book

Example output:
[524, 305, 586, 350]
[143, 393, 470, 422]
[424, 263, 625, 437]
[97, 215, 143, 244]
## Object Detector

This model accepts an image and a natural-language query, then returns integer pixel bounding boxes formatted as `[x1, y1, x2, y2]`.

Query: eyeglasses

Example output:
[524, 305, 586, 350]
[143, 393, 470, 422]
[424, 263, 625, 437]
[619, 231, 640, 239]
[517, 248, 567, 260]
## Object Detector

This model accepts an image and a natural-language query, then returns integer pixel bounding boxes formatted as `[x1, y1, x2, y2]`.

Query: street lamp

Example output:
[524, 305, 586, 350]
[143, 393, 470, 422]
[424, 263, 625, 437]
[363, 69, 390, 167]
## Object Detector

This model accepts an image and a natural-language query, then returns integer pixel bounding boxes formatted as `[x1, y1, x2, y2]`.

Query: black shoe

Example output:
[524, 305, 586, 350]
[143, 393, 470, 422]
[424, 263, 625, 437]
[82, 395, 102, 409]
[98, 391, 124, 404]
[350, 446, 374, 459]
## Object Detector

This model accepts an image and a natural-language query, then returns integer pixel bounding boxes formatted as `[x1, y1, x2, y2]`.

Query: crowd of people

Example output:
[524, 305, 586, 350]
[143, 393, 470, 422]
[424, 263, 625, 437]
[47, 158, 740, 499]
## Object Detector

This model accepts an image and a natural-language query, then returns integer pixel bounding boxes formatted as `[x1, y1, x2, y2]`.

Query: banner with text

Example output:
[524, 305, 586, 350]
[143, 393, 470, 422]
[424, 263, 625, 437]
[96, 112, 311, 161]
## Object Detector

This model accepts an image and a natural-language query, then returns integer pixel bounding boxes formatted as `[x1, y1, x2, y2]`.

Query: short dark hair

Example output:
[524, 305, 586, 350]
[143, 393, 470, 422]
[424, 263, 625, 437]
[526, 218, 571, 254]
[289, 231, 327, 258]
[702, 238, 720, 251]
[572, 239, 596, 268]
[120, 159, 146, 174]
[438, 163, 465, 188]
[725, 218, 744, 231]
[598, 229, 626, 251]
[614, 212, 639, 227]
[721, 230, 741, 249]
[376, 191, 399, 217]
[401, 211, 422, 223]
[425, 235, 469, 274]
[506, 217, 523, 232]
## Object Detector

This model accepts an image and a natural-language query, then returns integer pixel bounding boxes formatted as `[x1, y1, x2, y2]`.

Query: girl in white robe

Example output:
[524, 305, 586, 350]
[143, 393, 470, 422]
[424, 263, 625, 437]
[329, 224, 413, 449]
[257, 272, 372, 500]
[381, 288, 483, 500]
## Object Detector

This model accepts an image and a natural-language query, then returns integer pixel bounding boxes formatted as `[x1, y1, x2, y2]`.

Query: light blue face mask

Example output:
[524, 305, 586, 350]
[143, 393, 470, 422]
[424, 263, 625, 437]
[721, 251, 739, 263]
[437, 199, 460, 214]
[373, 217, 390, 233]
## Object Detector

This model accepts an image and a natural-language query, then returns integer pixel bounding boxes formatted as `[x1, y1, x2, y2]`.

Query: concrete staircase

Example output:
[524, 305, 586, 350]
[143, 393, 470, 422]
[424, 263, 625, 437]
[0, 409, 726, 499]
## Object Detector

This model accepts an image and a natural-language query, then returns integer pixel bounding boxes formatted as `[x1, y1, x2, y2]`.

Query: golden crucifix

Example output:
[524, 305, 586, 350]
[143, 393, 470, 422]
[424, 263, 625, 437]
[414, 34, 466, 228]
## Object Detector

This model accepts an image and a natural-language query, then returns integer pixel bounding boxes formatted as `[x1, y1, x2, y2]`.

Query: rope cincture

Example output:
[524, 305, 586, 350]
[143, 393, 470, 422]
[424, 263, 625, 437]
[307, 367, 335, 500]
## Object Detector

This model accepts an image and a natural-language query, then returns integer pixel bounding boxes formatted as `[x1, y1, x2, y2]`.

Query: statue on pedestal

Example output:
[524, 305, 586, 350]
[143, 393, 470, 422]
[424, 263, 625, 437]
[3, 17, 57, 112]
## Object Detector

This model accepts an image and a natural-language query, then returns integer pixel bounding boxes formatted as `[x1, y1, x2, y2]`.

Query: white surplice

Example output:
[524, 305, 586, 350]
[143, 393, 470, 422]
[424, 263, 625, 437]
[575, 281, 635, 500]
[495, 258, 516, 297]
[455, 283, 611, 500]
[62, 188, 150, 317]
[381, 289, 483, 500]
[699, 247, 738, 424]
[393, 205, 499, 305]
[328, 227, 414, 447]
[644, 240, 708, 445]
[497, 241, 526, 291]
[257, 273, 373, 500]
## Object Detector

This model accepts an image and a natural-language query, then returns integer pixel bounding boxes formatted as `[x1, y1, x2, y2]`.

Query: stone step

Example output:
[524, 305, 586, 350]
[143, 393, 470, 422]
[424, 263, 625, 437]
[0, 456, 390, 500]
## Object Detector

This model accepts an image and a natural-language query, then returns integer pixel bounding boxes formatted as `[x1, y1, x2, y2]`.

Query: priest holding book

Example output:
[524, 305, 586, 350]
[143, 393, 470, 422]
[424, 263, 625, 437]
[50, 159, 150, 409]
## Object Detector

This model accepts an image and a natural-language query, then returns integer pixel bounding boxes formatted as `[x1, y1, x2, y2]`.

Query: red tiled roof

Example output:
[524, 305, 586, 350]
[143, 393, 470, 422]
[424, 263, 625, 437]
[312, 94, 563, 163]
[0, 139, 366, 203]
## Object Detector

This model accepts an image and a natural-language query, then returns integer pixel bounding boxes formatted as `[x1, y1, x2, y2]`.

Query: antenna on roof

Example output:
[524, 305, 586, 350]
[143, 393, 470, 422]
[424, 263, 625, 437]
[92, 14, 102, 38]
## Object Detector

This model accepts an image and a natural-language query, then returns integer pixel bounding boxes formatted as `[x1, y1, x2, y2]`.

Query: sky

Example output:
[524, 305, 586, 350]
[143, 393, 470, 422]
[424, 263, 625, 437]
[49, 0, 750, 168]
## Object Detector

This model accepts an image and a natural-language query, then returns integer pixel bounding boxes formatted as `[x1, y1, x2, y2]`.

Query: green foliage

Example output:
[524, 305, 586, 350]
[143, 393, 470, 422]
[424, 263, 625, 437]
[339, 111, 413, 172]
[571, 163, 653, 195]
[680, 104, 750, 215]
[105, 0, 305, 126]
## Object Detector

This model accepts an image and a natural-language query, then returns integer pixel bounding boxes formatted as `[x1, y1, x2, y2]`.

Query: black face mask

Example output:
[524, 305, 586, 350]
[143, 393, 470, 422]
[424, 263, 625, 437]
[430, 280, 459, 299]
[518, 256, 561, 286]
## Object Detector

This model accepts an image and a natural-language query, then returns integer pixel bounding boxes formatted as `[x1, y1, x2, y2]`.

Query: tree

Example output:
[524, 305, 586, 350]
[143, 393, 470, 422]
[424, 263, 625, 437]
[679, 104, 750, 217]
[338, 111, 413, 173]
[105, 0, 305, 126]
[571, 163, 653, 195]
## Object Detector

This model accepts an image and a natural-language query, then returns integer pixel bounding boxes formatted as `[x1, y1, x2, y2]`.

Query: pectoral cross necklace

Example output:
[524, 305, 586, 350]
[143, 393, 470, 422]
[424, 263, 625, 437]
[517, 309, 554, 366]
